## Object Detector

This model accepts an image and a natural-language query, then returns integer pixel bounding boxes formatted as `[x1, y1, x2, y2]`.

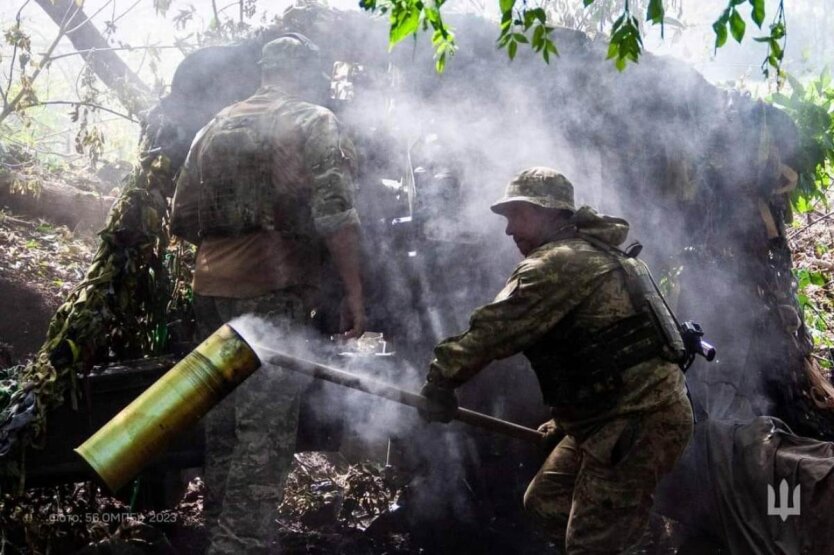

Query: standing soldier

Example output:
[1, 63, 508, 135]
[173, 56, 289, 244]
[419, 167, 693, 553]
[170, 35, 364, 554]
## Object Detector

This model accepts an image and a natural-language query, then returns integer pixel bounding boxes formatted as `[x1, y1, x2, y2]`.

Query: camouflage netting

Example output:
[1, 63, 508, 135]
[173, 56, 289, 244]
[0, 141, 190, 472]
[1, 7, 833, 551]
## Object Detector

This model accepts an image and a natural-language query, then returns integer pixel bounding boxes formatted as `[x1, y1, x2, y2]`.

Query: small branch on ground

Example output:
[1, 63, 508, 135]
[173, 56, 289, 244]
[788, 210, 834, 241]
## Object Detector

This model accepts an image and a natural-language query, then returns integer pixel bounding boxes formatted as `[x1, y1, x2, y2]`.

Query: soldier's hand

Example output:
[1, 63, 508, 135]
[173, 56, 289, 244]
[339, 294, 365, 339]
[537, 419, 565, 452]
[418, 382, 458, 424]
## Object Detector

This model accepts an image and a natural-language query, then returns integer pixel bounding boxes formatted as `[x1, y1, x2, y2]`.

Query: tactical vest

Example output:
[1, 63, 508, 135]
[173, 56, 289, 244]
[195, 111, 277, 237]
[525, 235, 686, 420]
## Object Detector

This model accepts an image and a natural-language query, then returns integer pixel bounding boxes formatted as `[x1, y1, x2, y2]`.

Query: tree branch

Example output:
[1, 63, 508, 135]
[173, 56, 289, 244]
[64, 0, 114, 36]
[32, 100, 138, 123]
[788, 211, 834, 241]
[4, 0, 33, 106]
[0, 0, 78, 125]
[112, 0, 142, 26]
[48, 45, 184, 62]
[33, 0, 152, 116]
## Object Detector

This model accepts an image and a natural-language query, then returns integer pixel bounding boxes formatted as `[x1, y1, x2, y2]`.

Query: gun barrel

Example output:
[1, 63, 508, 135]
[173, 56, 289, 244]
[265, 351, 543, 444]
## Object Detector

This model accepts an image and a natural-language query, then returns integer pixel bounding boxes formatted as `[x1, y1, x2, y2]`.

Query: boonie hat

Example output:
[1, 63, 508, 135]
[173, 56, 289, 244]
[490, 167, 576, 215]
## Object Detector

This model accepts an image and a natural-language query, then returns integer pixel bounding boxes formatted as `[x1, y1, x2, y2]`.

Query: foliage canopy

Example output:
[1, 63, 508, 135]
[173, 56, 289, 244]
[360, 0, 788, 77]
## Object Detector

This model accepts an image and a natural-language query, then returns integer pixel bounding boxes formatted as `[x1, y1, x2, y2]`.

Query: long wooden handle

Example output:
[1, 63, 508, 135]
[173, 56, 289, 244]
[265, 351, 543, 444]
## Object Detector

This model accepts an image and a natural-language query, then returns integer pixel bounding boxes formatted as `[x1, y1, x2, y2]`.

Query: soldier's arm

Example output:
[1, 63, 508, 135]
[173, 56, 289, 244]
[324, 225, 364, 338]
[428, 256, 587, 388]
[304, 110, 365, 337]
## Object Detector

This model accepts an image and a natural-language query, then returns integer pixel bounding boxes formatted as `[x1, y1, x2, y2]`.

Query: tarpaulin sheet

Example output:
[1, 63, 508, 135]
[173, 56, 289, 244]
[656, 416, 834, 554]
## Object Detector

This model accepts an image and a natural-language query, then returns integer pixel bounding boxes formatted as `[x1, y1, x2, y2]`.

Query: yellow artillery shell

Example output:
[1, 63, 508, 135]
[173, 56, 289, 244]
[75, 324, 261, 492]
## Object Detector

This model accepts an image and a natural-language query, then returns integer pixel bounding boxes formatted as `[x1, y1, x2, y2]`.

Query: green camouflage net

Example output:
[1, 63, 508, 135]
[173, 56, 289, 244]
[0, 143, 184, 484]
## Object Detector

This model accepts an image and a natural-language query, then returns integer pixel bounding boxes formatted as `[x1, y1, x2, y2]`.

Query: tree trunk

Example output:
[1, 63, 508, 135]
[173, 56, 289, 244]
[33, 0, 152, 116]
[0, 177, 115, 232]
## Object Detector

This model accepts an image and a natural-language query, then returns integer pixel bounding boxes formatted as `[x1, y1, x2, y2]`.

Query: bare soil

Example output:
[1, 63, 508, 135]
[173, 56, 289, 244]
[0, 212, 95, 363]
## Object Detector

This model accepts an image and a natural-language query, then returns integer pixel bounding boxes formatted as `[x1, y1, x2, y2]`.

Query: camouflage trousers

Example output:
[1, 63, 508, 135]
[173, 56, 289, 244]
[194, 291, 309, 555]
[523, 393, 693, 554]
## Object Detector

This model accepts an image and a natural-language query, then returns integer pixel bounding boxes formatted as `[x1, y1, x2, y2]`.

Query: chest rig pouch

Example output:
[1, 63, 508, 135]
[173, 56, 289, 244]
[527, 235, 686, 419]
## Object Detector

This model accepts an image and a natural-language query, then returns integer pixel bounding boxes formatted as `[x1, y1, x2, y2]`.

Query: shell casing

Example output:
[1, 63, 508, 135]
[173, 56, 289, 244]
[75, 324, 261, 492]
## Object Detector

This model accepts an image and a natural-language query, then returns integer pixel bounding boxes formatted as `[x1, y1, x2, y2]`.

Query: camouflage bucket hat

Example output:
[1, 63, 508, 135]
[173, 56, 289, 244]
[259, 34, 321, 72]
[490, 167, 575, 214]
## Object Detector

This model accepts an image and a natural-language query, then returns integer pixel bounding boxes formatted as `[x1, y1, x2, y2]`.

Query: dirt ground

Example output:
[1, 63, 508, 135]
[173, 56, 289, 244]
[0, 453, 489, 554]
[0, 212, 95, 363]
[0, 277, 56, 360]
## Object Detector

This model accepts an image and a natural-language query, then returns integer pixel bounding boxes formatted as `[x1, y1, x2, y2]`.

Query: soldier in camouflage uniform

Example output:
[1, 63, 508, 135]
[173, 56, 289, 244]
[420, 167, 693, 554]
[171, 35, 364, 554]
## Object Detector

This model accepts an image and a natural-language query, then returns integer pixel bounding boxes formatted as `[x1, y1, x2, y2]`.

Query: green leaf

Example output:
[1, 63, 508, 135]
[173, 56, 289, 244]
[389, 3, 421, 46]
[750, 0, 765, 27]
[531, 8, 546, 24]
[713, 20, 728, 48]
[796, 269, 811, 288]
[508, 40, 518, 60]
[66, 338, 80, 363]
[513, 32, 529, 44]
[647, 0, 664, 25]
[583, 0, 595, 6]
[499, 0, 514, 16]
[794, 194, 811, 213]
[532, 25, 544, 50]
[435, 53, 447, 72]
[522, 8, 546, 29]
[607, 13, 643, 70]
[729, 9, 746, 43]
[771, 39, 783, 60]
[523, 9, 535, 30]
[607, 39, 619, 60]
[810, 271, 827, 286]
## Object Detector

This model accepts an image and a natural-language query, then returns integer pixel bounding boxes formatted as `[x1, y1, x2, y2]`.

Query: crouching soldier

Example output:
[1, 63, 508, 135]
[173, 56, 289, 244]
[419, 167, 693, 554]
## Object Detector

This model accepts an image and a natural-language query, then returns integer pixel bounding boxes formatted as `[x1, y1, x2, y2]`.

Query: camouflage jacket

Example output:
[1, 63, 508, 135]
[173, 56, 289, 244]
[428, 207, 686, 437]
[172, 85, 359, 243]
[172, 86, 360, 298]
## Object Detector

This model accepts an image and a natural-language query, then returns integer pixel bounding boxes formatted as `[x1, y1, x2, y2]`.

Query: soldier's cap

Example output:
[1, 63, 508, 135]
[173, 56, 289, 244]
[490, 167, 576, 215]
[259, 33, 321, 71]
